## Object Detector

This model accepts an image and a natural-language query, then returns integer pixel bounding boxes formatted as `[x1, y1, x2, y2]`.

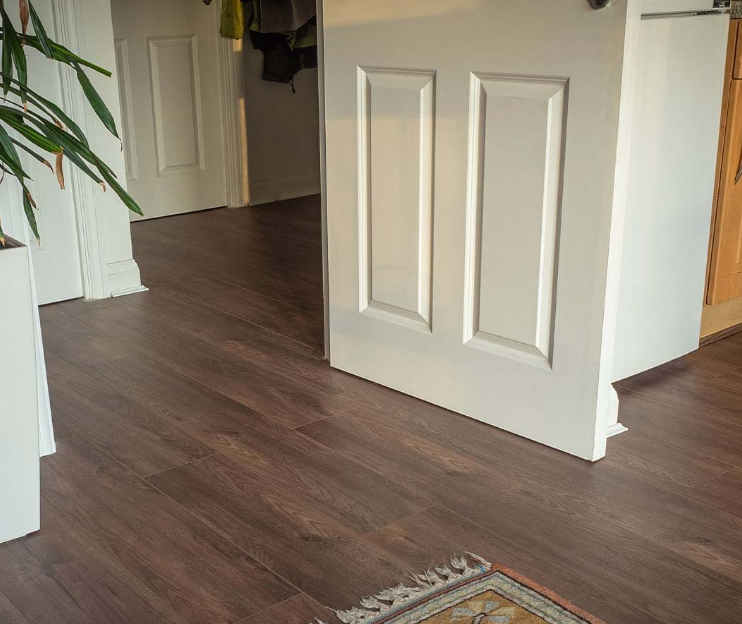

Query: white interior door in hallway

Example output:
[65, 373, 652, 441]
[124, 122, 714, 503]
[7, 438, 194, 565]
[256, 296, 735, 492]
[111, 0, 227, 220]
[323, 0, 639, 460]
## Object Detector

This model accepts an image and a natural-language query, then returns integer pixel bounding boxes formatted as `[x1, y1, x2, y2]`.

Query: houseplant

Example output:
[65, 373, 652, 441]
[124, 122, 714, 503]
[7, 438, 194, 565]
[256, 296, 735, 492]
[0, 0, 143, 243]
[0, 0, 141, 544]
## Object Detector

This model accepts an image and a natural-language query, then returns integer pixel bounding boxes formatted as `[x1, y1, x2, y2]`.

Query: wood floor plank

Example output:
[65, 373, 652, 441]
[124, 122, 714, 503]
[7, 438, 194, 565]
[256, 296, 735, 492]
[684, 468, 742, 521]
[39, 434, 297, 624]
[0, 588, 36, 624]
[118, 287, 369, 397]
[132, 225, 322, 310]
[616, 388, 742, 469]
[40, 314, 139, 367]
[616, 364, 742, 430]
[50, 382, 216, 479]
[74, 303, 356, 428]
[0, 531, 189, 624]
[240, 594, 333, 624]
[46, 354, 217, 478]
[72, 354, 428, 533]
[352, 382, 734, 492]
[298, 407, 742, 600]
[139, 257, 322, 340]
[147, 453, 413, 609]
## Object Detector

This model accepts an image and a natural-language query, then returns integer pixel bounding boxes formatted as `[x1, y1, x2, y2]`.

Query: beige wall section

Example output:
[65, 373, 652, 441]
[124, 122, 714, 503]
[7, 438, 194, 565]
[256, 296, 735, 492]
[71, 0, 143, 297]
[242, 43, 321, 205]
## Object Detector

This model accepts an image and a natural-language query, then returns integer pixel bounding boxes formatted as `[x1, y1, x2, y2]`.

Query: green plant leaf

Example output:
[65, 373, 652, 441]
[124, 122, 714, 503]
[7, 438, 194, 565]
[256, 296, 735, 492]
[0, 121, 22, 168]
[28, 1, 53, 58]
[1, 22, 13, 95]
[0, 7, 143, 232]
[94, 157, 142, 215]
[12, 138, 52, 170]
[73, 62, 118, 138]
[2, 79, 89, 146]
[0, 109, 62, 152]
[22, 190, 39, 240]
[51, 41, 111, 76]
[1, 6, 28, 101]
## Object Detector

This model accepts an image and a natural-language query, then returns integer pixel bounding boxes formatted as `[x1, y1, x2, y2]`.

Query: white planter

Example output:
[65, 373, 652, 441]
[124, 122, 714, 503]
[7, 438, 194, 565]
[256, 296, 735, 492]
[0, 237, 40, 544]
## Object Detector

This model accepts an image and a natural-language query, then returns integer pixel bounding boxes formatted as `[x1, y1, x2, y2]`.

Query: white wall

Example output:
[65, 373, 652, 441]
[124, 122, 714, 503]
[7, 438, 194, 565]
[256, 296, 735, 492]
[242, 43, 321, 205]
[612, 10, 728, 381]
[0, 244, 40, 544]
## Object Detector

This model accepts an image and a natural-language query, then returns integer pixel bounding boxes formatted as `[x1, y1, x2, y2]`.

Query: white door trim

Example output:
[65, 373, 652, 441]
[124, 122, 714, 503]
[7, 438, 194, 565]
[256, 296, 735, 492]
[216, 0, 250, 209]
[52, 0, 110, 300]
[316, 0, 330, 360]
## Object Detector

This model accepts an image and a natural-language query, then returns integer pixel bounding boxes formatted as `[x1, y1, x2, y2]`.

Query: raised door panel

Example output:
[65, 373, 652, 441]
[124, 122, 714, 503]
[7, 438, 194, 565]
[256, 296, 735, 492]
[148, 36, 205, 176]
[464, 75, 565, 368]
[359, 68, 434, 331]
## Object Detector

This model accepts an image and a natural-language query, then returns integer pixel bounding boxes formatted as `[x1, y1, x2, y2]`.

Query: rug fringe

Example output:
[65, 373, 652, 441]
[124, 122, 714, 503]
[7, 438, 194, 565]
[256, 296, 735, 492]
[307, 552, 491, 624]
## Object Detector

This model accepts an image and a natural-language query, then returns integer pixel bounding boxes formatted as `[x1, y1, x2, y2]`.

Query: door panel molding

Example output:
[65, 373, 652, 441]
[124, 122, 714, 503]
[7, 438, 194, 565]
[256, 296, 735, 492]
[463, 74, 567, 370]
[148, 35, 206, 177]
[357, 67, 435, 333]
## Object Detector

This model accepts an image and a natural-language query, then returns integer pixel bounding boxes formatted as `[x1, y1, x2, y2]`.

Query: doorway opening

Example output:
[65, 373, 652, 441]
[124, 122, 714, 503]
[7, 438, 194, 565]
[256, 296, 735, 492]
[109, 0, 327, 355]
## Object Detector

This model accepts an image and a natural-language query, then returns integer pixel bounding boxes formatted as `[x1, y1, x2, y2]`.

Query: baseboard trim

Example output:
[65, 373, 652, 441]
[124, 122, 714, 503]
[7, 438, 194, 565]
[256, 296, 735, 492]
[607, 423, 628, 438]
[247, 173, 321, 206]
[111, 284, 149, 298]
[700, 321, 742, 346]
[108, 259, 146, 298]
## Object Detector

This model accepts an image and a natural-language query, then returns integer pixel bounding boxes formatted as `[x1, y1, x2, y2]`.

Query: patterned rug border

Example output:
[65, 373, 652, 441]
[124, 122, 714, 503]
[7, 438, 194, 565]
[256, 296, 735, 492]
[307, 553, 607, 624]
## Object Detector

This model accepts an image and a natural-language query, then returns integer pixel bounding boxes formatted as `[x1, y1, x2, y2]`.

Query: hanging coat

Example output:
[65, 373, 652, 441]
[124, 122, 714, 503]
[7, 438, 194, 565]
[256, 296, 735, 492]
[258, 0, 315, 34]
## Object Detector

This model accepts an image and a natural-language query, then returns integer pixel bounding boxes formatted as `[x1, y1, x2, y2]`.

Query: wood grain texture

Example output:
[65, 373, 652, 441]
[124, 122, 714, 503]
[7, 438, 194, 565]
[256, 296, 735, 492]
[2, 198, 742, 624]
[708, 21, 742, 305]
[240, 594, 329, 624]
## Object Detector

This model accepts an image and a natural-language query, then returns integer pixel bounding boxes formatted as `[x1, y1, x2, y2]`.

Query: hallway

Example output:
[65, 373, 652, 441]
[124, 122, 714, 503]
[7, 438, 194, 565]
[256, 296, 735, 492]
[1, 197, 741, 624]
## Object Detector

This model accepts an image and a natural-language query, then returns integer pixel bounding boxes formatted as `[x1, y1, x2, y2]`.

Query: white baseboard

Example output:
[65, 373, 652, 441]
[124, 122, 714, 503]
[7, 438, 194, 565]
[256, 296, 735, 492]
[247, 172, 321, 206]
[108, 259, 147, 298]
[607, 423, 628, 438]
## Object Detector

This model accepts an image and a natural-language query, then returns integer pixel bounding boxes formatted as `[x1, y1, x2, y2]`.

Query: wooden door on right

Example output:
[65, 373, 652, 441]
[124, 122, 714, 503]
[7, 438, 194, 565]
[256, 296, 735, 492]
[709, 20, 742, 305]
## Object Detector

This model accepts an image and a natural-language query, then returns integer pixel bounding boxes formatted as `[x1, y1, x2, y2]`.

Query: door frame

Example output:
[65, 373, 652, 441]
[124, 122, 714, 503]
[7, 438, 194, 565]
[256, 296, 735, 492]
[57, 0, 249, 301]
[316, 0, 330, 360]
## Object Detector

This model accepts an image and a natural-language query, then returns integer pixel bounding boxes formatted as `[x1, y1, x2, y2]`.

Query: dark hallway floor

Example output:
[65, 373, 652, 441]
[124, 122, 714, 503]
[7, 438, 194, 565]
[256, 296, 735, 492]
[1, 196, 742, 624]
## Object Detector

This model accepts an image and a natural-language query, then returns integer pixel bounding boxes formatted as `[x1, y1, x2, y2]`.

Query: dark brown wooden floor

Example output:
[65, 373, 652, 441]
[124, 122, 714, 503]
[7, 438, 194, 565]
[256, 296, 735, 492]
[2, 195, 742, 624]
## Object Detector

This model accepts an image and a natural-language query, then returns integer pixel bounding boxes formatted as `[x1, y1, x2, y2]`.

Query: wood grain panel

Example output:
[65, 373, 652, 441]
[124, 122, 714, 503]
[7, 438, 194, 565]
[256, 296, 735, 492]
[708, 41, 742, 304]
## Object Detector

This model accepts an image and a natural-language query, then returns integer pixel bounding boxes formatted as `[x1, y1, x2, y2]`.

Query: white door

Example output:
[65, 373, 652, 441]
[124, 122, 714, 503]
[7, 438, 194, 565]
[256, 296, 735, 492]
[111, 0, 227, 220]
[324, 0, 638, 460]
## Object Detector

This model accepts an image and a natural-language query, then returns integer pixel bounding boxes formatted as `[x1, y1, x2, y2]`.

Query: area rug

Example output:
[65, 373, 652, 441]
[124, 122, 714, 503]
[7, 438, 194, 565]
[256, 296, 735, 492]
[309, 553, 606, 624]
